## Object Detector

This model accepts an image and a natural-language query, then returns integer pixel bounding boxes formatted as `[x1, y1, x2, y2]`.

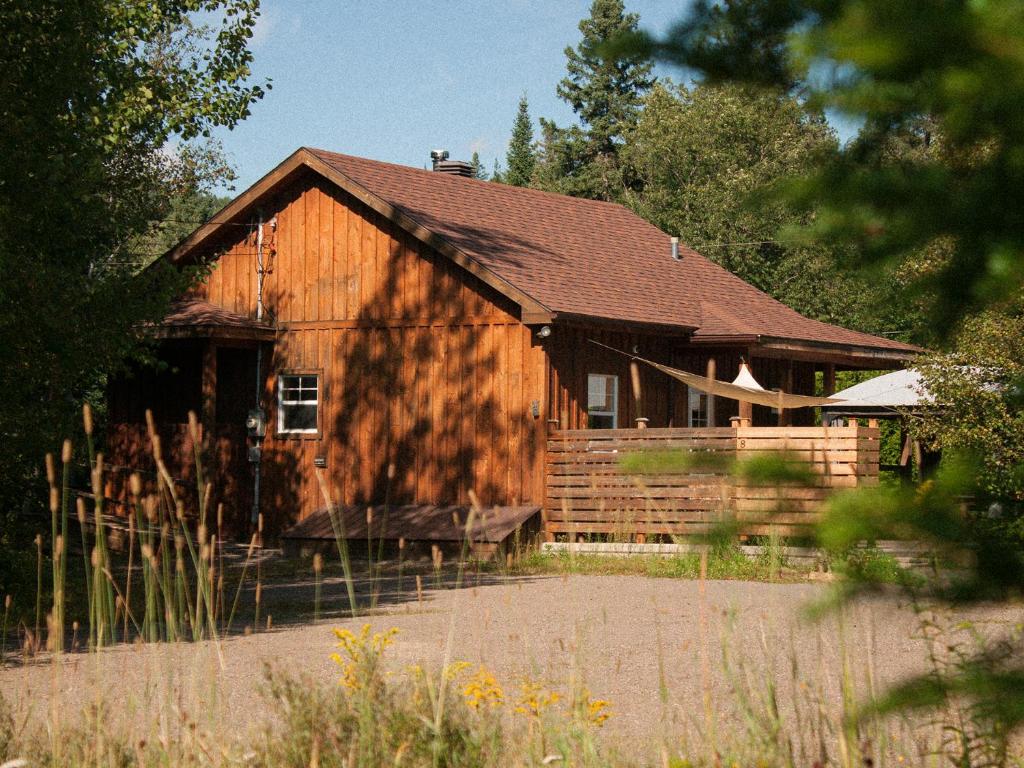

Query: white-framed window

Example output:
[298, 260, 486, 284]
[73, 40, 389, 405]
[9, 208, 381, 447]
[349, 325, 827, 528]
[277, 373, 320, 435]
[587, 373, 618, 429]
[688, 388, 709, 427]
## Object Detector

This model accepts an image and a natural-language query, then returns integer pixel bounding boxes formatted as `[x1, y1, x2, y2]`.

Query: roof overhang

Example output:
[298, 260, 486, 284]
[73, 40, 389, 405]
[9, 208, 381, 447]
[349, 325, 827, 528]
[690, 333, 920, 369]
[151, 325, 277, 342]
[546, 311, 697, 336]
[166, 148, 554, 325]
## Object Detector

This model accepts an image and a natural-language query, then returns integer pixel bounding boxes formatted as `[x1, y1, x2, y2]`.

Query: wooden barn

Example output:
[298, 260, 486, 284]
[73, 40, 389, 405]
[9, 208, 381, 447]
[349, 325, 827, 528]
[106, 148, 917, 547]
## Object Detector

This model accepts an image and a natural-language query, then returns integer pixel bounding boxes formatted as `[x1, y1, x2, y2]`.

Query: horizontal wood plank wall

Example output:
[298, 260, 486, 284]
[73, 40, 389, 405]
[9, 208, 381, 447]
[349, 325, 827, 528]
[544, 423, 879, 540]
[186, 171, 545, 532]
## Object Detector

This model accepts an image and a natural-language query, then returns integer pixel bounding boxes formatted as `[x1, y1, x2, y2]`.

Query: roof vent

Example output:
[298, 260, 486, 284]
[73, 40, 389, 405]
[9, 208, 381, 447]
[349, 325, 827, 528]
[430, 149, 449, 170]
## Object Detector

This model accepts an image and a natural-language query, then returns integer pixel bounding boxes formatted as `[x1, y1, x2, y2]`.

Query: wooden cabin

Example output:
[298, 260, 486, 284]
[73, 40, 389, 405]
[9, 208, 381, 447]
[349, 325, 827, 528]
[106, 148, 917, 542]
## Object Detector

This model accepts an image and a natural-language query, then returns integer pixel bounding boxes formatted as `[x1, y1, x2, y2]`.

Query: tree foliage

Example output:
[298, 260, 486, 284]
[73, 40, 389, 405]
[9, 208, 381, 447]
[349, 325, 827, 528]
[503, 95, 536, 187]
[536, 0, 653, 200]
[626, 0, 1024, 748]
[0, 0, 267, 594]
[626, 0, 1024, 334]
[620, 81, 893, 329]
[916, 309, 1024, 502]
[470, 151, 488, 181]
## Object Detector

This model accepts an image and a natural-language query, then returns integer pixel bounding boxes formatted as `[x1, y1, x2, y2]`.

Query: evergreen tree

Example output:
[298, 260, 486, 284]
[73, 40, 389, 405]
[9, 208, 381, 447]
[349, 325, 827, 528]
[558, 0, 654, 155]
[537, 0, 654, 199]
[470, 151, 488, 180]
[504, 95, 536, 187]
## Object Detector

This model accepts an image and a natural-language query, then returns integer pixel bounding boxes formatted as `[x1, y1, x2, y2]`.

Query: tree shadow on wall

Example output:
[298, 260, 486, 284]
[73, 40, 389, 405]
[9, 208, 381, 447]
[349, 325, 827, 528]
[327, 198, 534, 512]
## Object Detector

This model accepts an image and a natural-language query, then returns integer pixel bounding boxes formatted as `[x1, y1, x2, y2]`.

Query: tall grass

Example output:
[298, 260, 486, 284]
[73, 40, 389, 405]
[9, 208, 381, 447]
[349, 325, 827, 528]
[0, 411, 1011, 768]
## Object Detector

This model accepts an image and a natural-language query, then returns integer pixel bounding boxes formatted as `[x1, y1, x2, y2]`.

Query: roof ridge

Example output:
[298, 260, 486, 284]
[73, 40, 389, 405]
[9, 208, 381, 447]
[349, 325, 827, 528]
[304, 146, 641, 214]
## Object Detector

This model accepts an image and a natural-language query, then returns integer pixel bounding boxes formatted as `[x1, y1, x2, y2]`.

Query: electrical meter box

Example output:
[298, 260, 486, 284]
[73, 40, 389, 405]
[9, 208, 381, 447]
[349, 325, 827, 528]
[246, 408, 267, 439]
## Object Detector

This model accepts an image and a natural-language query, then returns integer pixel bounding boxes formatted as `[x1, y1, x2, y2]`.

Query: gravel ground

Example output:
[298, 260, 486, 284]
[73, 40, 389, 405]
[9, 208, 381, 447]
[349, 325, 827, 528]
[3, 573, 1020, 758]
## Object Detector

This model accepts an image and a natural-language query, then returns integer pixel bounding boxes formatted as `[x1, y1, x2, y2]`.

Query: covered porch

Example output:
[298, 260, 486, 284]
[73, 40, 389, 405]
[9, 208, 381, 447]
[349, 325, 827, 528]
[105, 299, 276, 534]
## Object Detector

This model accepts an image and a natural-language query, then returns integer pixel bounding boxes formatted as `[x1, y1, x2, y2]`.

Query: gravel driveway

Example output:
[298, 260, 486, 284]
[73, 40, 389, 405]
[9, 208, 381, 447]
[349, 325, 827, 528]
[3, 573, 1018, 758]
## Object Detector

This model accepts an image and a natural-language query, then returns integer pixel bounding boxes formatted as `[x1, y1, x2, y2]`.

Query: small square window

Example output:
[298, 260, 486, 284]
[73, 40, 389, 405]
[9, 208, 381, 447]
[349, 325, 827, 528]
[278, 374, 320, 435]
[587, 373, 618, 429]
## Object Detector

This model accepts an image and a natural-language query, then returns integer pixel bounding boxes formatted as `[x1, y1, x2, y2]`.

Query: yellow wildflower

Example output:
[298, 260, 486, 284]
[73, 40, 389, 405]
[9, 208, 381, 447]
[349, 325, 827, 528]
[514, 680, 561, 717]
[330, 624, 398, 690]
[462, 666, 503, 709]
[585, 697, 611, 726]
[443, 660, 473, 682]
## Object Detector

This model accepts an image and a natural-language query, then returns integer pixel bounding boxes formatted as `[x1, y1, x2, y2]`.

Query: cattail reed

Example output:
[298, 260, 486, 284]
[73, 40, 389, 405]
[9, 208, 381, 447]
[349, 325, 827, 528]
[397, 537, 406, 592]
[254, 582, 262, 632]
[2, 594, 11, 663]
[226, 532, 259, 634]
[431, 544, 443, 587]
[76, 497, 94, 646]
[314, 468, 357, 618]
[83, 402, 96, 473]
[52, 534, 64, 653]
[255, 513, 264, 631]
[174, 534, 187, 641]
[34, 534, 42, 648]
[313, 553, 323, 623]
[366, 506, 374, 580]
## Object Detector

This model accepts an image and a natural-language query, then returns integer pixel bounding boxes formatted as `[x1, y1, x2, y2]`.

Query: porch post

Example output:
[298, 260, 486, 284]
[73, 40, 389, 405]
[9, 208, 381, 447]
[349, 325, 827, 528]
[738, 399, 753, 424]
[778, 360, 794, 426]
[823, 363, 836, 396]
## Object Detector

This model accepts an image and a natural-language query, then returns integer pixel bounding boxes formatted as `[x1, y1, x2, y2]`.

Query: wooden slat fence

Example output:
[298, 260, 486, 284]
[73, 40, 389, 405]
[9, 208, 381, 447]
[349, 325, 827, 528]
[544, 422, 879, 540]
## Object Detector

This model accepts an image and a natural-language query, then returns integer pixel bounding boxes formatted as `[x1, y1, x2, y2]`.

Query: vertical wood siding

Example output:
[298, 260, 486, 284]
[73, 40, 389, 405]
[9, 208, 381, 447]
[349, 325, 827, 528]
[163, 170, 546, 532]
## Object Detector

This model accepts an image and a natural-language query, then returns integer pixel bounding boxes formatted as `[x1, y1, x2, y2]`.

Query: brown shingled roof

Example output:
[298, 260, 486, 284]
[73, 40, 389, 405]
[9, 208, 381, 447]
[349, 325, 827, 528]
[156, 298, 276, 340]
[307, 149, 916, 356]
[168, 147, 917, 358]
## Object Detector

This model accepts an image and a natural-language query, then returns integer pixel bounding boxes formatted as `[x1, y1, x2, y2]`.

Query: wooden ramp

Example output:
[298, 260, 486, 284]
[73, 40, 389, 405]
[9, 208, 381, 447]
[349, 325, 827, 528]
[281, 504, 541, 559]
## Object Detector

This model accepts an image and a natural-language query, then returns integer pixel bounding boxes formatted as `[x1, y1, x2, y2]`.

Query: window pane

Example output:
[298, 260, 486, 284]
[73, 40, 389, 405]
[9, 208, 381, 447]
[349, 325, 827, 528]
[279, 374, 320, 432]
[588, 413, 615, 429]
[587, 374, 616, 413]
[282, 403, 317, 432]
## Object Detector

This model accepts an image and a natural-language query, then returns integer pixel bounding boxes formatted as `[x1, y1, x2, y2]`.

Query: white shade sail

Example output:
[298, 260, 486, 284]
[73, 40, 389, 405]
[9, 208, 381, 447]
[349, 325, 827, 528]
[589, 339, 841, 408]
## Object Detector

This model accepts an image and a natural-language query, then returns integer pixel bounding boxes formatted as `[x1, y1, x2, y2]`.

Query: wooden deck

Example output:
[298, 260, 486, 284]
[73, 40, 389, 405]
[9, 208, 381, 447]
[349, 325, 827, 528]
[280, 503, 541, 558]
[544, 422, 880, 540]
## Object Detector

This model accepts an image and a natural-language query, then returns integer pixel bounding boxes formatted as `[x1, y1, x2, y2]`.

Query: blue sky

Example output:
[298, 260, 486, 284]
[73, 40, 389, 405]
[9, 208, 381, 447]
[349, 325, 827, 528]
[213, 1, 690, 191]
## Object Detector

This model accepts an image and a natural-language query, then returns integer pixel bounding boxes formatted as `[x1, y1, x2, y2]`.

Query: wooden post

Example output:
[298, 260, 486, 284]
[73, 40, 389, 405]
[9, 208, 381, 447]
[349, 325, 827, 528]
[630, 360, 643, 427]
[635, 417, 649, 429]
[823, 363, 836, 396]
[738, 399, 753, 424]
[705, 357, 716, 427]
[779, 361, 794, 426]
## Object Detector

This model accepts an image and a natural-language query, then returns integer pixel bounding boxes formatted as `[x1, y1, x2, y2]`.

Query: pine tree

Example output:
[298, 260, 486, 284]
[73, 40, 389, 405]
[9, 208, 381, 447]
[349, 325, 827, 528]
[504, 95, 536, 187]
[538, 0, 655, 200]
[470, 151, 488, 180]
[559, 0, 654, 155]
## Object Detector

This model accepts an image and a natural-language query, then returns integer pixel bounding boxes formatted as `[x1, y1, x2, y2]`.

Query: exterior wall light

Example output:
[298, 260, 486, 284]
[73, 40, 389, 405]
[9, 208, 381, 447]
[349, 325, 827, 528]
[536, 325, 552, 338]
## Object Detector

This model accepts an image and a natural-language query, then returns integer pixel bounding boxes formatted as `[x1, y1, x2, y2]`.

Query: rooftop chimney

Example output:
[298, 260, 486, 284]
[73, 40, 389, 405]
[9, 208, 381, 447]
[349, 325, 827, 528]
[430, 149, 474, 178]
[671, 236, 681, 260]
[430, 149, 449, 170]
